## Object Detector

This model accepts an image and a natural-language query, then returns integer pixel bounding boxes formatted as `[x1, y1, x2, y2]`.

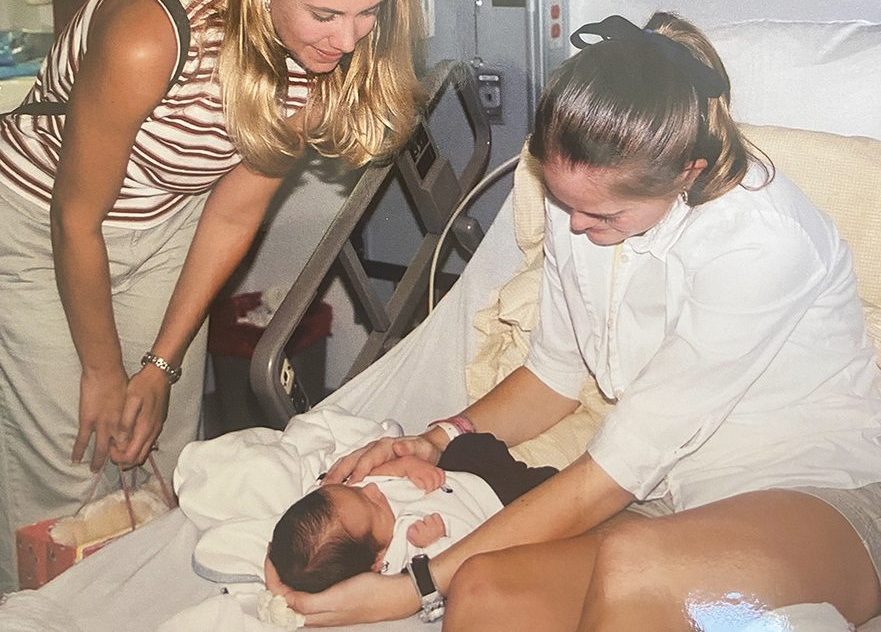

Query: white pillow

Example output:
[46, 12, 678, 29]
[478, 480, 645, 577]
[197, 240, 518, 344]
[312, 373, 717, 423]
[708, 20, 881, 140]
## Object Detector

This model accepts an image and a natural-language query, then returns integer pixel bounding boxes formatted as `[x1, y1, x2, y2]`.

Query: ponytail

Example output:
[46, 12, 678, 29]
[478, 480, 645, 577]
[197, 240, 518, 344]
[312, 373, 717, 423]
[530, 12, 772, 207]
[645, 12, 771, 204]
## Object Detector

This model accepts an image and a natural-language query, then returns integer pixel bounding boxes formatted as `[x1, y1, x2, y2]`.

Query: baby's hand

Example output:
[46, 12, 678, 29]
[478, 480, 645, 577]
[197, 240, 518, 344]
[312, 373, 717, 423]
[371, 455, 446, 491]
[400, 455, 445, 491]
[406, 513, 446, 548]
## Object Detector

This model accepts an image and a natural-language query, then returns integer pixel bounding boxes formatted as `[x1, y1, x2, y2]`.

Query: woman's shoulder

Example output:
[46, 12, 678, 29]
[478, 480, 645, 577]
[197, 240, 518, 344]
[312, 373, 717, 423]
[89, 0, 179, 70]
[678, 164, 841, 265]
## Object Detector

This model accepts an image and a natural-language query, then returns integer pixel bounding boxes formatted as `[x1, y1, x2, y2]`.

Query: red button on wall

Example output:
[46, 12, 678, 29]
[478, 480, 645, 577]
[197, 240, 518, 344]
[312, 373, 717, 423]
[551, 22, 561, 38]
[550, 4, 560, 19]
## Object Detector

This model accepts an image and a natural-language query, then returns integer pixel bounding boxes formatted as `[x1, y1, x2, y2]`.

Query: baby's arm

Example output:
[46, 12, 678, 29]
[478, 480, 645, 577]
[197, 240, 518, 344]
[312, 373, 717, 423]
[369, 455, 445, 491]
[405, 513, 447, 548]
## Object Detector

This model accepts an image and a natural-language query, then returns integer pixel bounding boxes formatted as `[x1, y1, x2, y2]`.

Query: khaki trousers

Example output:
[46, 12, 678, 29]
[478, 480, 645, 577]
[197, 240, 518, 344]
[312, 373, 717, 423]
[0, 184, 208, 592]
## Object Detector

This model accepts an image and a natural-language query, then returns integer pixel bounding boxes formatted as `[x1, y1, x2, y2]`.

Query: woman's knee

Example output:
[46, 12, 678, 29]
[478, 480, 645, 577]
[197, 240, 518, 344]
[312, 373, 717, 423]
[589, 519, 670, 604]
[445, 553, 507, 616]
[578, 521, 697, 632]
[446, 536, 604, 631]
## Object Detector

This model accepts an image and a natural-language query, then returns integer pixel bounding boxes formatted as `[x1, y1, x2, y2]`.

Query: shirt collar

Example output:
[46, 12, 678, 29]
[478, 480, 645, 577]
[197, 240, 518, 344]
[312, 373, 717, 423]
[626, 196, 692, 259]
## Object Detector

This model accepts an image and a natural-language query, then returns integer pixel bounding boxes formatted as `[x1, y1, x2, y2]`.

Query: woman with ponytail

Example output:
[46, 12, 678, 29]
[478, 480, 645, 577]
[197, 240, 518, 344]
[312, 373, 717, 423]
[280, 12, 881, 630]
[0, 0, 424, 593]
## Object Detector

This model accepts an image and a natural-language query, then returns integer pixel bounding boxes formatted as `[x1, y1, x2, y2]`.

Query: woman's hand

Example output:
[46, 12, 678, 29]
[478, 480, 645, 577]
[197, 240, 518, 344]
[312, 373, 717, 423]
[109, 365, 171, 468]
[323, 429, 446, 485]
[371, 455, 446, 491]
[72, 366, 129, 472]
[264, 556, 420, 626]
[323, 436, 397, 484]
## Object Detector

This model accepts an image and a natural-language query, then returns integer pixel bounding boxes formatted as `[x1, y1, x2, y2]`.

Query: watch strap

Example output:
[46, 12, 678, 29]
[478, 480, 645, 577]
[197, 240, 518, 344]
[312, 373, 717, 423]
[406, 554, 445, 623]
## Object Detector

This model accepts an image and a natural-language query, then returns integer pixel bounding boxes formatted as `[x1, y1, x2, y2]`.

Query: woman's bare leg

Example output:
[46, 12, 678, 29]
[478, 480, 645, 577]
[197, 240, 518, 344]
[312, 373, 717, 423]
[443, 513, 644, 632]
[579, 490, 881, 631]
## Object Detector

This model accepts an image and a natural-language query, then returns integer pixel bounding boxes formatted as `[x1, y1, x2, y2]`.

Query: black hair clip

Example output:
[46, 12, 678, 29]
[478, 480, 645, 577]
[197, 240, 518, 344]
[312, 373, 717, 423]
[569, 15, 725, 99]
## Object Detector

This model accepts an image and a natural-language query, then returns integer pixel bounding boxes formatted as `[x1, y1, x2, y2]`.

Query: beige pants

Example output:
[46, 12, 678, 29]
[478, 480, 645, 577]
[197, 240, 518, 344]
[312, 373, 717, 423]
[0, 184, 209, 592]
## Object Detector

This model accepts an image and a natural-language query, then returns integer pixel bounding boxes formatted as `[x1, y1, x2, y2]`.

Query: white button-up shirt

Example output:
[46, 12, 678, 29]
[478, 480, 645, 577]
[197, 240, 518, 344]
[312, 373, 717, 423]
[526, 167, 881, 510]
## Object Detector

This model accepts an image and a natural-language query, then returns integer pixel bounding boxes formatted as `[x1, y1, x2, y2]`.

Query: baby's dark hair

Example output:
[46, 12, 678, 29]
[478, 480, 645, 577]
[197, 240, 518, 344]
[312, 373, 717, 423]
[268, 487, 382, 593]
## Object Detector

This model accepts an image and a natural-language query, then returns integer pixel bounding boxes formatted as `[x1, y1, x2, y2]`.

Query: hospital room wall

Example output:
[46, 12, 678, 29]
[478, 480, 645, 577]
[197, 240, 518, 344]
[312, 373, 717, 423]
[569, 0, 881, 32]
[0, 1, 53, 31]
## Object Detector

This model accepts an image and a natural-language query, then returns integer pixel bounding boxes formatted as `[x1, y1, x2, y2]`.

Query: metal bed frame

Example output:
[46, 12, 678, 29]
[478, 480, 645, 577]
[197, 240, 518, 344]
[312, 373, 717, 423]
[250, 60, 492, 426]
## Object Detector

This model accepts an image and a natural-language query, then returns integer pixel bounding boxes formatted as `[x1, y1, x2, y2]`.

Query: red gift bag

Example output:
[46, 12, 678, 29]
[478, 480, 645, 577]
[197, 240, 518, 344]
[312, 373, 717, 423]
[16, 454, 176, 589]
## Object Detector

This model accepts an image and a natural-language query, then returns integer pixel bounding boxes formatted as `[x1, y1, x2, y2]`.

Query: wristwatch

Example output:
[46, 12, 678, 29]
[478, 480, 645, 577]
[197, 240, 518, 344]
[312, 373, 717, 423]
[406, 554, 445, 623]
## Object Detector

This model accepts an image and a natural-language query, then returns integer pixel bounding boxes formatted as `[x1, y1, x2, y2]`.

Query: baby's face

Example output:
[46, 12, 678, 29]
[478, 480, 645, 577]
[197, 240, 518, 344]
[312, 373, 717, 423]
[322, 483, 395, 550]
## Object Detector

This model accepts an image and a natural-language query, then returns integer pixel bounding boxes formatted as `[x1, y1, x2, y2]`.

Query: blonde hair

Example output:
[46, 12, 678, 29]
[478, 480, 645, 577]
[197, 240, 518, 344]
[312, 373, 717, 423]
[213, 0, 425, 176]
[529, 12, 771, 206]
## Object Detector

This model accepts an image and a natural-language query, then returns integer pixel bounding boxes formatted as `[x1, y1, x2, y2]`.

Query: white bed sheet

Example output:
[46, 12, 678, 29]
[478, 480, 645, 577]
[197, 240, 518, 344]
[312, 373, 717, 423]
[0, 191, 522, 632]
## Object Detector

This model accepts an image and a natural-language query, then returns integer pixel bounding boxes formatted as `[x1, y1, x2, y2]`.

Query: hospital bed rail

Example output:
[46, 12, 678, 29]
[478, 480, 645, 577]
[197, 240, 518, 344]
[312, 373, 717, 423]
[250, 60, 492, 426]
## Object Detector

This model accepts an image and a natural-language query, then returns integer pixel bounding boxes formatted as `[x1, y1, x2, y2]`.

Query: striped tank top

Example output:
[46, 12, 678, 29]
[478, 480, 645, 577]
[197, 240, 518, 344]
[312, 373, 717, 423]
[0, 0, 310, 229]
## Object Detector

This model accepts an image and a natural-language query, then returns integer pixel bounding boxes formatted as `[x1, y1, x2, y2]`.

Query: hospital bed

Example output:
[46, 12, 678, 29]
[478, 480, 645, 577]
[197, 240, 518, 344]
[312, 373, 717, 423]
[3, 2, 881, 630]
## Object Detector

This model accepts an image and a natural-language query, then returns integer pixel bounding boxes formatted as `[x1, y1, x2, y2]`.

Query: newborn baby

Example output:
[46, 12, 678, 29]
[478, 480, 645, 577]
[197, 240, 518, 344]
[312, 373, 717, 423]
[267, 433, 558, 593]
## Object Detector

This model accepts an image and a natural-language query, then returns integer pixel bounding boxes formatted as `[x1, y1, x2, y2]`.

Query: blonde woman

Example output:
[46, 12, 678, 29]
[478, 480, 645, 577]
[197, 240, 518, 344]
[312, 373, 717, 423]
[0, 0, 424, 592]
[276, 13, 881, 630]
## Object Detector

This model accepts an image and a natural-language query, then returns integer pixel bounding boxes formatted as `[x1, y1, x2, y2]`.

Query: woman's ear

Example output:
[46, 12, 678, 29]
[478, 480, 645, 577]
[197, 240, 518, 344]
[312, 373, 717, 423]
[681, 158, 708, 189]
[371, 547, 389, 573]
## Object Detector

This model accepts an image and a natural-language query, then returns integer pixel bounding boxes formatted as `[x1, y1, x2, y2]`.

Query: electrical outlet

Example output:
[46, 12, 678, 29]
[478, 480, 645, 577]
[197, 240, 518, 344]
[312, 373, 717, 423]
[476, 70, 503, 122]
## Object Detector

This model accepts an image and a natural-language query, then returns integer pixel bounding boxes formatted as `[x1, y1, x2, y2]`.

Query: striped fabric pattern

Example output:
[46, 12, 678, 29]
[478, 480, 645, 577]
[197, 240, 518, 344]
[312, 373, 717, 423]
[0, 0, 310, 229]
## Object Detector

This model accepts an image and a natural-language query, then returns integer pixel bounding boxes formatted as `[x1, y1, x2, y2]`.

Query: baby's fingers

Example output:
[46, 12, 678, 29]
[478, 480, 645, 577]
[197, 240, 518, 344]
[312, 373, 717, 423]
[430, 467, 446, 490]
[324, 451, 359, 484]
[415, 466, 445, 491]
[426, 512, 444, 528]
[406, 522, 427, 546]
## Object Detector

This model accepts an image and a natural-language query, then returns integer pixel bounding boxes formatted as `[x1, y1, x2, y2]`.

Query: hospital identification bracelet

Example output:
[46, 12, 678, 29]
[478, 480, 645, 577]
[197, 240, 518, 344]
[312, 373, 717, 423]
[428, 414, 476, 443]
[140, 352, 182, 385]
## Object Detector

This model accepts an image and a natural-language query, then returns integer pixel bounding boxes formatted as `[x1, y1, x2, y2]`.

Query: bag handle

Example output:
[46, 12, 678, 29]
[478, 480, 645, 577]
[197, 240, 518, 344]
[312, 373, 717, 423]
[77, 453, 177, 534]
[4, 0, 191, 117]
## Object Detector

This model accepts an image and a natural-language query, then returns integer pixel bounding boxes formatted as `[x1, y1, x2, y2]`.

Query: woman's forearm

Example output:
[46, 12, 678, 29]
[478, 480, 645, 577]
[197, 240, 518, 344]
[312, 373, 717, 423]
[417, 367, 580, 466]
[50, 218, 125, 375]
[148, 165, 283, 366]
[430, 454, 633, 593]
[462, 366, 579, 446]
